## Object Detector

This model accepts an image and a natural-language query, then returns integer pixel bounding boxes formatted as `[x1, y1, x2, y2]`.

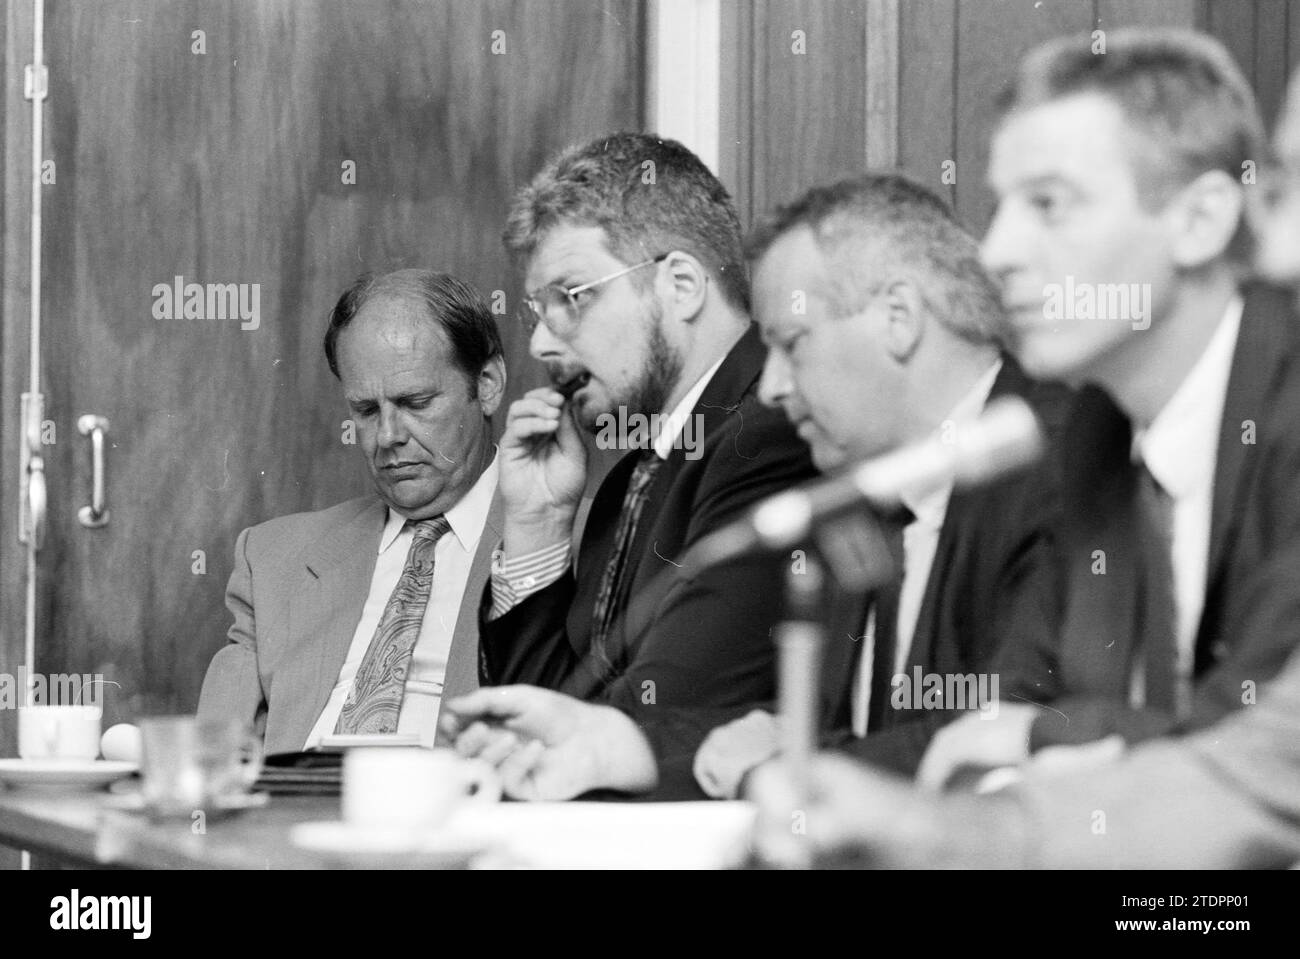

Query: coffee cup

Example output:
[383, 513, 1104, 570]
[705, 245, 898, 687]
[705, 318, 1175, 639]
[17, 705, 102, 761]
[342, 746, 501, 834]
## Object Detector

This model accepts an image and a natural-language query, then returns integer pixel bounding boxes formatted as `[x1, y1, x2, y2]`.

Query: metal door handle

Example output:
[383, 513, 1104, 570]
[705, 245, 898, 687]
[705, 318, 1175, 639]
[77, 414, 110, 528]
[26, 455, 46, 548]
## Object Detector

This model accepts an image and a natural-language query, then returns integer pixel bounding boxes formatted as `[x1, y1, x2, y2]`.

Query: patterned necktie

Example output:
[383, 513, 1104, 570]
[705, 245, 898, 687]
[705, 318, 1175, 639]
[589, 449, 664, 679]
[335, 515, 452, 735]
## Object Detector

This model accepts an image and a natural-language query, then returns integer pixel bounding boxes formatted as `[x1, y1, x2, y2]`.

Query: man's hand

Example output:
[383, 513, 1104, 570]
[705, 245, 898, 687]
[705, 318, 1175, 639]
[748, 754, 941, 868]
[916, 703, 1039, 791]
[693, 709, 781, 799]
[498, 389, 588, 555]
[439, 686, 658, 800]
[749, 753, 1031, 869]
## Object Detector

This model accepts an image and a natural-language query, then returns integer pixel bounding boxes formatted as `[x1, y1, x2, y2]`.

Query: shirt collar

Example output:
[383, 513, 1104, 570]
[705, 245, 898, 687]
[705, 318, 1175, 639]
[378, 448, 500, 554]
[1132, 296, 1243, 500]
[899, 359, 1003, 526]
[651, 354, 726, 460]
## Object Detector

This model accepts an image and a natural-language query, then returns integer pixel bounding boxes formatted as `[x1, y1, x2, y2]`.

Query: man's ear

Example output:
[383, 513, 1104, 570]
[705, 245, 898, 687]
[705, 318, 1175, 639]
[882, 279, 925, 363]
[1168, 169, 1245, 270]
[661, 250, 710, 323]
[476, 354, 507, 418]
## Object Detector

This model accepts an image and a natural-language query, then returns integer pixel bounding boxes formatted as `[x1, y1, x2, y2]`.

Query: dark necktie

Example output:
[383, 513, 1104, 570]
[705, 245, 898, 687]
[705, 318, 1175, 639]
[335, 515, 451, 734]
[1134, 462, 1179, 714]
[867, 506, 913, 733]
[589, 449, 663, 679]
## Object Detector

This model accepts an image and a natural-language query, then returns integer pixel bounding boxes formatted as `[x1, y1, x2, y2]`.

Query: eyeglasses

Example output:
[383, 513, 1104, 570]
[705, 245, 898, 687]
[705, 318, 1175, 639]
[520, 252, 670, 337]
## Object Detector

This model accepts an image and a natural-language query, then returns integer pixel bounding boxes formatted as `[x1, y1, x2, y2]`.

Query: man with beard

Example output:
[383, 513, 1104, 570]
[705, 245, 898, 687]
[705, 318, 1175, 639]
[444, 175, 1070, 802]
[460, 132, 817, 796]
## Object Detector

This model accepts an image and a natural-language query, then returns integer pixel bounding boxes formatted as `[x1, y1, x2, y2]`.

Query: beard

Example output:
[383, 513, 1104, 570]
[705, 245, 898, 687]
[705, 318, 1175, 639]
[575, 298, 685, 432]
[621, 301, 684, 417]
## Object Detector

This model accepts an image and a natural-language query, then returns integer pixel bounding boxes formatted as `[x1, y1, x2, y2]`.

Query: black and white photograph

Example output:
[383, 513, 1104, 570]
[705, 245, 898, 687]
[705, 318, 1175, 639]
[0, 0, 1298, 925]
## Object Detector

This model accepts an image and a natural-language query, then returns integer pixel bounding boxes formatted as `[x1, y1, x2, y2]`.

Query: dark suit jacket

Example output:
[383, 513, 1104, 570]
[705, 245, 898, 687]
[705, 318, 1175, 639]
[816, 356, 1072, 773]
[479, 324, 818, 732]
[631, 356, 1071, 799]
[198, 493, 502, 754]
[1002, 283, 1300, 749]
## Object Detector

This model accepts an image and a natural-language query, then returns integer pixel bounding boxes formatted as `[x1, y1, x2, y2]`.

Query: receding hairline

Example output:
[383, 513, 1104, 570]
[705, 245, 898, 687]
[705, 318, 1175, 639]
[332, 294, 459, 368]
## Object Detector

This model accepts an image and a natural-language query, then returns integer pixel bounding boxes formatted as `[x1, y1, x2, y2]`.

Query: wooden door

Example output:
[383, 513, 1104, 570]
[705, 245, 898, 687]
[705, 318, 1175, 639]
[0, 0, 645, 781]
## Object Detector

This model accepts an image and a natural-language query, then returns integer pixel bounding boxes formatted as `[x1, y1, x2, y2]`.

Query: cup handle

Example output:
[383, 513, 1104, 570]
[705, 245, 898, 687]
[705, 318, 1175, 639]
[462, 758, 503, 803]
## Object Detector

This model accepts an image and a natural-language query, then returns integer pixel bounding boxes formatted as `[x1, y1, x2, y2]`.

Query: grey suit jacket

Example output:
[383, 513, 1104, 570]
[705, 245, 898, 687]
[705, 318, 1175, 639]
[1019, 635, 1300, 868]
[197, 492, 503, 754]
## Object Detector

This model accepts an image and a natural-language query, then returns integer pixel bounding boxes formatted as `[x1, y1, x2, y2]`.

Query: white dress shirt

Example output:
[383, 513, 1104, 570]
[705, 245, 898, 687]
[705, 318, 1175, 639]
[1129, 295, 1243, 714]
[304, 453, 499, 748]
[652, 353, 725, 460]
[851, 360, 1003, 736]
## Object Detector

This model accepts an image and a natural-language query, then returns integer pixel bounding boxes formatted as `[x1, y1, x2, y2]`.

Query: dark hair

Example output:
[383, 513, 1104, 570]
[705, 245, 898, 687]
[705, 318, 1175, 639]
[323, 269, 503, 388]
[746, 173, 1006, 345]
[995, 27, 1266, 263]
[503, 132, 750, 312]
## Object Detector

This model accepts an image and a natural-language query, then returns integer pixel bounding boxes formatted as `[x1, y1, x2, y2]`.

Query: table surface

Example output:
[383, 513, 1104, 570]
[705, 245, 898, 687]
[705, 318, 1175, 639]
[0, 786, 352, 868]
[0, 784, 757, 869]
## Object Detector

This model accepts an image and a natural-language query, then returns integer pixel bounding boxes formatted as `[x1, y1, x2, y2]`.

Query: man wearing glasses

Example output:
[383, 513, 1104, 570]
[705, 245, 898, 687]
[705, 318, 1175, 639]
[454, 132, 817, 795]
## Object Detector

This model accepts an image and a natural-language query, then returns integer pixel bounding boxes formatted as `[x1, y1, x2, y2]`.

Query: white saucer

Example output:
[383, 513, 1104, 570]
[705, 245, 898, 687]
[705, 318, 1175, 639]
[0, 759, 138, 790]
[290, 820, 492, 867]
[101, 790, 270, 814]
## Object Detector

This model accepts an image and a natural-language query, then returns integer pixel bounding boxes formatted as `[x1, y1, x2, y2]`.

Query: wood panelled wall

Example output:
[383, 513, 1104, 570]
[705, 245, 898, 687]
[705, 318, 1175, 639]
[0, 1, 645, 774]
[722, 0, 1300, 233]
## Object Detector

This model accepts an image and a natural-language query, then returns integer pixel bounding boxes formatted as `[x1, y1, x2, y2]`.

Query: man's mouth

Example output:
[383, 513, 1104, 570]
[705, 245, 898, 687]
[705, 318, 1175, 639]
[381, 461, 426, 475]
[553, 371, 592, 399]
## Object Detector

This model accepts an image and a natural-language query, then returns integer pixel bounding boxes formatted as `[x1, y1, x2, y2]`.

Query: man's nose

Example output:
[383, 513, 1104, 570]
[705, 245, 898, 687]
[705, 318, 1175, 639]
[529, 320, 565, 361]
[979, 202, 1022, 284]
[758, 349, 792, 410]
[376, 405, 407, 448]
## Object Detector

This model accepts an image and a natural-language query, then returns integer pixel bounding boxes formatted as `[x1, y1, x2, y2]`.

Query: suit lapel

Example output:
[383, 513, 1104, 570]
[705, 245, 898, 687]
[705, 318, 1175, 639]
[569, 453, 636, 655]
[907, 356, 1024, 674]
[821, 583, 870, 729]
[578, 324, 769, 668]
[435, 490, 504, 740]
[1199, 286, 1293, 664]
[619, 323, 767, 592]
[289, 499, 386, 748]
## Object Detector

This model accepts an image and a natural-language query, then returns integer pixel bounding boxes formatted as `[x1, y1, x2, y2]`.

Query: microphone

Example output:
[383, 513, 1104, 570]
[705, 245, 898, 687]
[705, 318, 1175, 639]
[688, 395, 1044, 567]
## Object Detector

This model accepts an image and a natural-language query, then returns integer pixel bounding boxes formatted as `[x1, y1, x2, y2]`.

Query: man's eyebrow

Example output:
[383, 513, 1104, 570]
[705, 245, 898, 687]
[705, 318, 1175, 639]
[1013, 173, 1074, 191]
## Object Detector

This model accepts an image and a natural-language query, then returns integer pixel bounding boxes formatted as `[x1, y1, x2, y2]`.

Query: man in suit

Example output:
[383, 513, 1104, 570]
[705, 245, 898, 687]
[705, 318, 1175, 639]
[915, 26, 1300, 789]
[751, 35, 1300, 869]
[443, 175, 1069, 801]
[197, 269, 505, 753]
[692, 173, 1070, 797]
[440, 132, 817, 797]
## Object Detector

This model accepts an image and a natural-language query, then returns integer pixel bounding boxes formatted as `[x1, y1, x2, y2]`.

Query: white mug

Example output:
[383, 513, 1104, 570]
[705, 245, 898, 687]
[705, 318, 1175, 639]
[17, 705, 102, 761]
[342, 746, 501, 833]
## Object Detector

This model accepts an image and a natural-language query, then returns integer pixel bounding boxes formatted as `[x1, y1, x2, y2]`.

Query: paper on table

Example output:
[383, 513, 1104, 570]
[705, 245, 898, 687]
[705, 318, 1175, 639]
[445, 801, 756, 869]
